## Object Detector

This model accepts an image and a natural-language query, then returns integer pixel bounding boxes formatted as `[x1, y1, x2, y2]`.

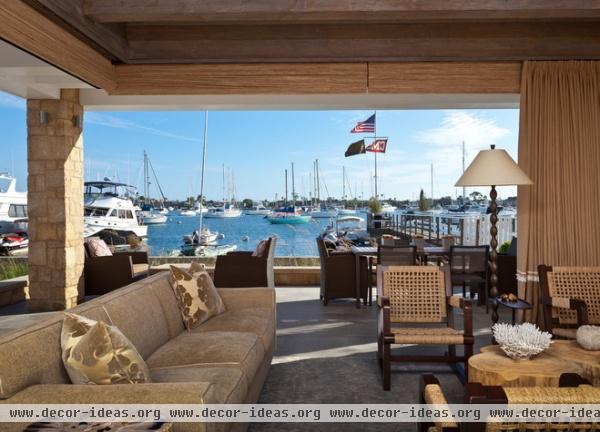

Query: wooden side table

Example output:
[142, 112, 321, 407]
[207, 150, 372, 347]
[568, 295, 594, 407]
[469, 340, 600, 387]
[495, 296, 532, 325]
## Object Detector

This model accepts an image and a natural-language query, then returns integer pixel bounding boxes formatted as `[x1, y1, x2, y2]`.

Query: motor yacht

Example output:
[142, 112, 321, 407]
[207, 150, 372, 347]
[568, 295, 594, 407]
[0, 174, 28, 235]
[381, 203, 397, 214]
[204, 203, 242, 218]
[245, 204, 272, 215]
[83, 181, 148, 238]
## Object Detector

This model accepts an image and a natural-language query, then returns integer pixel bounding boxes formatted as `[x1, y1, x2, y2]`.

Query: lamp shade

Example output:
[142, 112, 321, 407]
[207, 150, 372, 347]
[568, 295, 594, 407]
[455, 147, 533, 187]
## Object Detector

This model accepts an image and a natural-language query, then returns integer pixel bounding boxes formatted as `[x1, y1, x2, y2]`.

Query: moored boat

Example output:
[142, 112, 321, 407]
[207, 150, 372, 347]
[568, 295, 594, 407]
[245, 204, 272, 215]
[268, 206, 312, 224]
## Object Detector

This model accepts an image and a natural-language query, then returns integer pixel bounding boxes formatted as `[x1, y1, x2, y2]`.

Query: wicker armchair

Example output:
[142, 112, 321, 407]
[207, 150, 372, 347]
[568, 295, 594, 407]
[377, 266, 473, 390]
[213, 237, 276, 288]
[316, 238, 368, 305]
[538, 265, 600, 339]
[419, 373, 600, 432]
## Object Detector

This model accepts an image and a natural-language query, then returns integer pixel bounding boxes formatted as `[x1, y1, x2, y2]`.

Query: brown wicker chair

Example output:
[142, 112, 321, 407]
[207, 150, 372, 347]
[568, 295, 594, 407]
[377, 265, 473, 390]
[316, 238, 368, 305]
[419, 373, 599, 432]
[213, 237, 276, 288]
[538, 265, 600, 339]
[84, 251, 149, 296]
[449, 245, 489, 309]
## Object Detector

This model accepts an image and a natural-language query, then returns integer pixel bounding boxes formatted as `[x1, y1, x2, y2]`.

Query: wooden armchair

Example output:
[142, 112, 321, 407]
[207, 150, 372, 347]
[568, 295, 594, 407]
[213, 237, 276, 288]
[316, 238, 368, 305]
[378, 266, 473, 391]
[538, 265, 600, 338]
[419, 373, 599, 432]
[84, 251, 149, 296]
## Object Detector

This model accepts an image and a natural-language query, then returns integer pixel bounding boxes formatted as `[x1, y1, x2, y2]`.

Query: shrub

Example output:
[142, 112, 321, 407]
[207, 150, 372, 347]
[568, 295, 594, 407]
[0, 259, 28, 281]
[499, 240, 511, 254]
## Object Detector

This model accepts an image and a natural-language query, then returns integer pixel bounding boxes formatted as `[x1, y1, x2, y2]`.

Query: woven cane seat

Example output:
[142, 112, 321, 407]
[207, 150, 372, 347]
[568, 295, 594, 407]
[391, 327, 464, 344]
[505, 386, 600, 404]
[486, 423, 597, 432]
[548, 267, 600, 325]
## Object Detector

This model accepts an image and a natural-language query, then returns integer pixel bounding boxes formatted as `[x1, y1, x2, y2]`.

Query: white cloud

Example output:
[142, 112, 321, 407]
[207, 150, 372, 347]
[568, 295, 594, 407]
[85, 112, 202, 143]
[0, 92, 25, 110]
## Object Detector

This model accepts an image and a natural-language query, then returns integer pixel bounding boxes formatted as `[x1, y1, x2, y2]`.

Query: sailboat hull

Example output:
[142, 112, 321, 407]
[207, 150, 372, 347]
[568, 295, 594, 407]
[269, 215, 312, 224]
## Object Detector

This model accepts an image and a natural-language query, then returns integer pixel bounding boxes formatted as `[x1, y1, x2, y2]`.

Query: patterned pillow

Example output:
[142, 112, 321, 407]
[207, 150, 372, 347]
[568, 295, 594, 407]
[61, 313, 151, 385]
[86, 237, 112, 257]
[169, 264, 226, 330]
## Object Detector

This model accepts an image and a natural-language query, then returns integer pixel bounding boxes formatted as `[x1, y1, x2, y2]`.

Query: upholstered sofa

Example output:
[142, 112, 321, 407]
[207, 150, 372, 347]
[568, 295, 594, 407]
[0, 271, 277, 432]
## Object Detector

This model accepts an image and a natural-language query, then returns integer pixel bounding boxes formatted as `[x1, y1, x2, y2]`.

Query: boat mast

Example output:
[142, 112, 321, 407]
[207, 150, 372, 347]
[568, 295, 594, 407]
[284, 169, 288, 205]
[316, 158, 320, 204]
[291, 162, 295, 205]
[198, 111, 208, 235]
[221, 163, 225, 204]
[462, 140, 466, 201]
[143, 150, 149, 202]
[342, 166, 346, 201]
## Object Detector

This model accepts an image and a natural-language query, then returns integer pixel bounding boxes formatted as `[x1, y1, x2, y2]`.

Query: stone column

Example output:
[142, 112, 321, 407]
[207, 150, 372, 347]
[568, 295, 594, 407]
[27, 89, 84, 311]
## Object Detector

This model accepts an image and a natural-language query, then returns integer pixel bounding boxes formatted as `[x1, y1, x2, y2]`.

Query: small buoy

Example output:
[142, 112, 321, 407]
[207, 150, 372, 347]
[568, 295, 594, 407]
[242, 236, 250, 242]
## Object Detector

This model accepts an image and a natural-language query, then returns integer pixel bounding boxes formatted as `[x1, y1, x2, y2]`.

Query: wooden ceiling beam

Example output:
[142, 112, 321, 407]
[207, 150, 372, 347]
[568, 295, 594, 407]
[112, 63, 368, 95]
[0, 1, 116, 91]
[83, 0, 600, 24]
[111, 61, 520, 96]
[125, 22, 600, 63]
[23, 0, 128, 62]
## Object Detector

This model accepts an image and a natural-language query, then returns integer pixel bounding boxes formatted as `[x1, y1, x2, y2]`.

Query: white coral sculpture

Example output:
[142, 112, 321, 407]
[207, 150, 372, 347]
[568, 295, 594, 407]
[492, 323, 552, 360]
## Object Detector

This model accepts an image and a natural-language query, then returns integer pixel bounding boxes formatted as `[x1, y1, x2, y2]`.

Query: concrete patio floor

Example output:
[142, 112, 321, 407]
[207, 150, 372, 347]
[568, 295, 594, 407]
[251, 287, 510, 432]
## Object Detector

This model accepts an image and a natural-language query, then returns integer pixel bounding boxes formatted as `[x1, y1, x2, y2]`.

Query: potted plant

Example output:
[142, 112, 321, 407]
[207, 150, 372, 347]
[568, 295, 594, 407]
[369, 198, 383, 228]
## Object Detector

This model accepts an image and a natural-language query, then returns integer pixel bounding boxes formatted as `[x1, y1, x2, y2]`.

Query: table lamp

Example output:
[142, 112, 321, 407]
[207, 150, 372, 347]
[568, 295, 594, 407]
[455, 145, 532, 326]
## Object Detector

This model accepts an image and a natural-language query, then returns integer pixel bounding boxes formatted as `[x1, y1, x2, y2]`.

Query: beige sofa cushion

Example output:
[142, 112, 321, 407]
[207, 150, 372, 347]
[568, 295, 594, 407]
[169, 265, 226, 330]
[61, 313, 151, 385]
[146, 331, 263, 380]
[150, 275, 185, 338]
[192, 308, 275, 352]
[151, 366, 247, 404]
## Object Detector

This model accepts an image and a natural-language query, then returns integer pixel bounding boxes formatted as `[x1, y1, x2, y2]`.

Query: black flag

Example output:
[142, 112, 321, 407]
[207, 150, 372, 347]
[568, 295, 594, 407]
[345, 139, 366, 157]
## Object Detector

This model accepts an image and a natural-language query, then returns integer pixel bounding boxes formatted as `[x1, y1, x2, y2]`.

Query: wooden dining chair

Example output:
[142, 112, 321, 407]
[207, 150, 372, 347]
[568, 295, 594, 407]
[377, 265, 473, 390]
[448, 245, 489, 309]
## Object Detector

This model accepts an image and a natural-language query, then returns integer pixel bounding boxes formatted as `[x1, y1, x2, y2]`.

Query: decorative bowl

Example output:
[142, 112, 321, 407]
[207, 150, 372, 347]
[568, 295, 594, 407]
[576, 325, 600, 351]
[492, 323, 552, 360]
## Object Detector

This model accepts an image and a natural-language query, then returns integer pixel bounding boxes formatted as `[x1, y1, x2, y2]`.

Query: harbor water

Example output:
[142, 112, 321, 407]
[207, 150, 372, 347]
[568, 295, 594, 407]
[147, 212, 347, 256]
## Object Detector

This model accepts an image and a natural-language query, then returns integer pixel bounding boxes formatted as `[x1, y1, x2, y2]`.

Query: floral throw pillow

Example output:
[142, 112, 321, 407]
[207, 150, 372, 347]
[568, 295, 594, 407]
[61, 313, 151, 385]
[169, 264, 226, 330]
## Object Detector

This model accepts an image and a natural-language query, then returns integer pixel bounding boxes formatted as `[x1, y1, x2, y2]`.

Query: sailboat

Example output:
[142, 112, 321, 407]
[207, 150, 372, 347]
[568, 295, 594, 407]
[205, 165, 242, 218]
[307, 159, 337, 218]
[180, 112, 236, 256]
[140, 151, 168, 224]
[268, 166, 311, 224]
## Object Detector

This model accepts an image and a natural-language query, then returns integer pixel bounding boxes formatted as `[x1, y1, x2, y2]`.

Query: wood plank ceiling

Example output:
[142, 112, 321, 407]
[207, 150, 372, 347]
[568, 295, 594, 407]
[5, 0, 600, 95]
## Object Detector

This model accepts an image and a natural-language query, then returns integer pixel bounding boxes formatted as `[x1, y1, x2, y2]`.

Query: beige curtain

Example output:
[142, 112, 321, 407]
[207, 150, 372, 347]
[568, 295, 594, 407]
[518, 61, 600, 327]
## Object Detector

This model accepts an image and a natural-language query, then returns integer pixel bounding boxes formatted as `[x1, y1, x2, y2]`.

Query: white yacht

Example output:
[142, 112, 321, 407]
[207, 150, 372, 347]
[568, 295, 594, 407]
[309, 206, 338, 218]
[84, 181, 148, 238]
[245, 204, 272, 215]
[0, 174, 28, 234]
[381, 203, 397, 214]
[204, 203, 242, 218]
[179, 209, 197, 216]
[141, 211, 167, 224]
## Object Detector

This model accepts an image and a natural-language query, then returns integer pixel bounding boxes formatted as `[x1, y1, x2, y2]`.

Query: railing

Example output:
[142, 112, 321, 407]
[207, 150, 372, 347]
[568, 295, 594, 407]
[367, 212, 517, 246]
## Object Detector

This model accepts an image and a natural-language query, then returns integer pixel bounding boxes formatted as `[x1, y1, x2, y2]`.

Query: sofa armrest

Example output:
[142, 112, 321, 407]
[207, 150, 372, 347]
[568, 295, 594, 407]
[217, 287, 275, 311]
[5, 382, 216, 404]
[84, 254, 134, 295]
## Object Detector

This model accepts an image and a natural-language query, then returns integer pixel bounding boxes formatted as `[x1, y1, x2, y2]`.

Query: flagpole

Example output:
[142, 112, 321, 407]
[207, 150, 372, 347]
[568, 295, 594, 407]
[374, 110, 378, 199]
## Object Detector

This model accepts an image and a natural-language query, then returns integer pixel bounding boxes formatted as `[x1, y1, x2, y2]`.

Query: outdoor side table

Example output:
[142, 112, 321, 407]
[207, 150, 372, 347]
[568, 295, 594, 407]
[24, 422, 172, 431]
[495, 296, 532, 325]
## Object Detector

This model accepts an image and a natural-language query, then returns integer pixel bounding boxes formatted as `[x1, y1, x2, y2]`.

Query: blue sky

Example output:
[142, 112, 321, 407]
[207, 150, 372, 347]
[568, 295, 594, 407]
[1, 91, 519, 201]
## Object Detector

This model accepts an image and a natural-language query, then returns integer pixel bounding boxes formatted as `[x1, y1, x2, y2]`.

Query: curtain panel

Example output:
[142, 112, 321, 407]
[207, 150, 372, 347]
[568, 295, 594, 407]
[518, 61, 600, 326]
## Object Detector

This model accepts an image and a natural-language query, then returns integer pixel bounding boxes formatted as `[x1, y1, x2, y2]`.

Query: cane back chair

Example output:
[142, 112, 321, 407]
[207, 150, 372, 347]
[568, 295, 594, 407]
[448, 245, 489, 309]
[538, 265, 600, 339]
[377, 266, 473, 391]
[419, 373, 600, 432]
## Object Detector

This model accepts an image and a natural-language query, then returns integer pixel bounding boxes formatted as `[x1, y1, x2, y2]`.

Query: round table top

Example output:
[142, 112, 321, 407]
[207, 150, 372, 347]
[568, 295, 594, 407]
[469, 340, 600, 387]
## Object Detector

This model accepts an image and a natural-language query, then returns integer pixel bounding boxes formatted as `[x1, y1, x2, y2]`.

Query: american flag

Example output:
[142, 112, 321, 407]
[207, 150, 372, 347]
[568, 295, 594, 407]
[366, 138, 388, 153]
[350, 114, 376, 133]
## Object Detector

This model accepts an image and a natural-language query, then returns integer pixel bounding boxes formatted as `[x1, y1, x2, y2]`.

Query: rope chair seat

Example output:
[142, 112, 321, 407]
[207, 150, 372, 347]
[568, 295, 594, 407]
[391, 327, 464, 344]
